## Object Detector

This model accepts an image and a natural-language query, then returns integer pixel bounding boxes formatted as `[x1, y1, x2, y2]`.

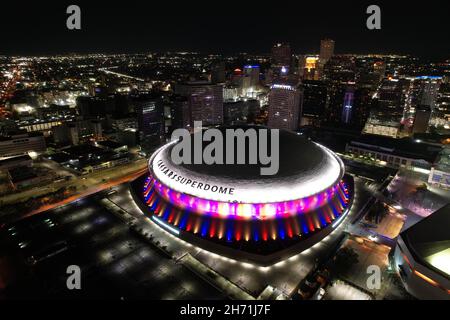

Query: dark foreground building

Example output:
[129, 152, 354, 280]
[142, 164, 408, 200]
[394, 204, 450, 300]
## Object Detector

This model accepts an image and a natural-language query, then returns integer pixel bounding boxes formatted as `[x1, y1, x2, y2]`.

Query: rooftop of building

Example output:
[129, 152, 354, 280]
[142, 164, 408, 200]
[0, 131, 44, 142]
[271, 79, 300, 88]
[46, 143, 129, 169]
[8, 166, 37, 184]
[60, 144, 106, 158]
[434, 146, 450, 172]
[401, 204, 450, 279]
[96, 140, 126, 150]
[0, 154, 32, 167]
[349, 134, 442, 163]
[46, 152, 72, 163]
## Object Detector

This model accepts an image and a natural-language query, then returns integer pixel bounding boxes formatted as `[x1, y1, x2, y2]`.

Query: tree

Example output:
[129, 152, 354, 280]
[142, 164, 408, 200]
[333, 247, 359, 276]
[415, 183, 428, 193]
[366, 201, 387, 223]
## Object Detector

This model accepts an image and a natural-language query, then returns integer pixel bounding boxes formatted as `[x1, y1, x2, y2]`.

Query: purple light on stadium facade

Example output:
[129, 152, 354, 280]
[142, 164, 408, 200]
[147, 175, 339, 220]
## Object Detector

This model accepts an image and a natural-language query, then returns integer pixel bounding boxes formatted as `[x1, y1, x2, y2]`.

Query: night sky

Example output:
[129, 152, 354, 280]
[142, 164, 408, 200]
[1, 0, 449, 59]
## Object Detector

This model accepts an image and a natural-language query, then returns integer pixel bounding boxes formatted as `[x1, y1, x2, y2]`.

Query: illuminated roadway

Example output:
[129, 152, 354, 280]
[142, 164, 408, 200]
[98, 67, 145, 82]
[0, 65, 21, 118]
[1, 158, 148, 223]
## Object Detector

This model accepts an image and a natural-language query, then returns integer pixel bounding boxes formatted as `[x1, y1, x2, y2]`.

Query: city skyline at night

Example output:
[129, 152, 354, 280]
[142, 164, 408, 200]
[0, 1, 449, 60]
[0, 0, 449, 309]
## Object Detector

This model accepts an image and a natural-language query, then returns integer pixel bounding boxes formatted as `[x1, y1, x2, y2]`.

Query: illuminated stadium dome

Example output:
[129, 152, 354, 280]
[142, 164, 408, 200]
[133, 126, 354, 265]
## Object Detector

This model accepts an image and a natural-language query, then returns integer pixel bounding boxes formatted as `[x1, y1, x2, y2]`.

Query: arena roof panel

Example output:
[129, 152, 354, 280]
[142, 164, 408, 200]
[149, 128, 344, 203]
[402, 204, 450, 279]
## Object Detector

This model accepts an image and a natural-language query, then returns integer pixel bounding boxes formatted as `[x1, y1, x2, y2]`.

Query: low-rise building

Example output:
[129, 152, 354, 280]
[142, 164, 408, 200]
[45, 144, 130, 174]
[346, 134, 442, 171]
[393, 204, 450, 300]
[428, 147, 450, 189]
[0, 154, 32, 171]
[7, 166, 50, 190]
[0, 132, 46, 157]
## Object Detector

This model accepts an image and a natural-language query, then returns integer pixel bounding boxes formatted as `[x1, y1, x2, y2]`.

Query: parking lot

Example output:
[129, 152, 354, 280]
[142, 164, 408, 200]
[0, 195, 224, 299]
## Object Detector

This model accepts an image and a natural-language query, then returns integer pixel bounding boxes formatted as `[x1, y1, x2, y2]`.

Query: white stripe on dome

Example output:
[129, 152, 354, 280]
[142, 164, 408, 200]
[149, 141, 344, 203]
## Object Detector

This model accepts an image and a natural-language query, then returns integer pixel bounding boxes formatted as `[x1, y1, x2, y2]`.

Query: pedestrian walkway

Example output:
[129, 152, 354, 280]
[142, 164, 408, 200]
[178, 253, 255, 300]
[100, 198, 137, 224]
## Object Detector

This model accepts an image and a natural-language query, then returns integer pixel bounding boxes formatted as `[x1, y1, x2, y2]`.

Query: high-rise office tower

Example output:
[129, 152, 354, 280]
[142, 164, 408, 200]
[377, 78, 408, 122]
[242, 65, 260, 97]
[223, 85, 239, 102]
[400, 77, 440, 132]
[168, 95, 190, 133]
[133, 95, 164, 146]
[432, 81, 450, 128]
[113, 93, 132, 119]
[326, 83, 346, 125]
[268, 81, 303, 131]
[210, 61, 226, 84]
[298, 55, 306, 78]
[300, 56, 320, 80]
[90, 120, 103, 138]
[363, 78, 409, 137]
[356, 59, 386, 90]
[373, 61, 386, 81]
[418, 77, 441, 109]
[412, 105, 431, 134]
[301, 80, 327, 126]
[319, 39, 335, 66]
[231, 68, 243, 87]
[271, 43, 292, 67]
[341, 87, 355, 124]
[76, 96, 115, 119]
[324, 83, 371, 130]
[352, 87, 372, 129]
[243, 65, 260, 87]
[223, 99, 260, 125]
[175, 81, 224, 127]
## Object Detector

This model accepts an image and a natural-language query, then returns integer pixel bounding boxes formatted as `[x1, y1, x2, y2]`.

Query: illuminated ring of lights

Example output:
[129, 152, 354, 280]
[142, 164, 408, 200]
[141, 174, 352, 243]
[149, 139, 345, 204]
[146, 175, 343, 220]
